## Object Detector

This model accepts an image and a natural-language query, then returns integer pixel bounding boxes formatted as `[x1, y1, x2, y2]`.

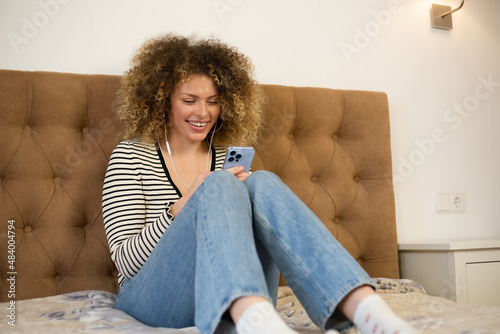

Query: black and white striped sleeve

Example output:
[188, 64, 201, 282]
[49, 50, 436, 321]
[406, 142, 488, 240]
[102, 141, 173, 280]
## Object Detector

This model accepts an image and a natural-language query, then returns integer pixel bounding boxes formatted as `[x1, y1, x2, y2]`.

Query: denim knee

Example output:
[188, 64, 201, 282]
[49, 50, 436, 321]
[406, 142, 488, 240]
[204, 170, 247, 192]
[245, 170, 281, 187]
[208, 169, 245, 184]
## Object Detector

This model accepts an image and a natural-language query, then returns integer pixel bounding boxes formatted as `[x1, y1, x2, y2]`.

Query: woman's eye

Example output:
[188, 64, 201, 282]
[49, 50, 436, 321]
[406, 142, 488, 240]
[184, 100, 195, 104]
[208, 100, 218, 105]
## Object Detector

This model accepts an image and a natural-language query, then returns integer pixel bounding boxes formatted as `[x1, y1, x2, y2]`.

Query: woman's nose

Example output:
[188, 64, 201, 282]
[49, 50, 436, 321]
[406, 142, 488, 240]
[195, 102, 209, 117]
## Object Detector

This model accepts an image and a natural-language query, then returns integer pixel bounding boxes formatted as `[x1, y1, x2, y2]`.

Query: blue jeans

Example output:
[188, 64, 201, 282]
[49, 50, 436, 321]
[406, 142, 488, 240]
[114, 170, 374, 334]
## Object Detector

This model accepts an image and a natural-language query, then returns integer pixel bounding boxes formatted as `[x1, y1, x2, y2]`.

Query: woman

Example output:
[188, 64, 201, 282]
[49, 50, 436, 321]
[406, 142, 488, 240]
[102, 33, 417, 334]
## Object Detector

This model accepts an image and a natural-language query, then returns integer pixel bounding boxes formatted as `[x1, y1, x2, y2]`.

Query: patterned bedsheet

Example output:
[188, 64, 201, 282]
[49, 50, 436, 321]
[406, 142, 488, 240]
[2, 278, 500, 333]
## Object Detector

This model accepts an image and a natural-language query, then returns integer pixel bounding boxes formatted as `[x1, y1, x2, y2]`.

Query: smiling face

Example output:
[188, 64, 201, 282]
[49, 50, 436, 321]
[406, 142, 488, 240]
[168, 74, 220, 146]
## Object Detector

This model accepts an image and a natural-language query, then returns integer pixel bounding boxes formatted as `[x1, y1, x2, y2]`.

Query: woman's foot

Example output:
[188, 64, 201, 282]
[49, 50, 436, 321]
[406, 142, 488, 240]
[233, 298, 299, 334]
[352, 294, 418, 334]
[336, 286, 418, 334]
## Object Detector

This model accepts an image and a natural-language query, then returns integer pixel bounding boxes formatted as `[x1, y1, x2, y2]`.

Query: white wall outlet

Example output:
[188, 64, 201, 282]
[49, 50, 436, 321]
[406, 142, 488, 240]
[434, 192, 466, 214]
[450, 193, 466, 213]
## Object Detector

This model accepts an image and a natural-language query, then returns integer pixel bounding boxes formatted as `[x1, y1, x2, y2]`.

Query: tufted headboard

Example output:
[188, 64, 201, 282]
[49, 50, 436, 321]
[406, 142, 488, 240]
[0, 70, 398, 302]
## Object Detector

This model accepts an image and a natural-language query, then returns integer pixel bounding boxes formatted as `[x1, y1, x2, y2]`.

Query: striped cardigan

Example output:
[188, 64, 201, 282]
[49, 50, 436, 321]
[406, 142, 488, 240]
[102, 139, 226, 286]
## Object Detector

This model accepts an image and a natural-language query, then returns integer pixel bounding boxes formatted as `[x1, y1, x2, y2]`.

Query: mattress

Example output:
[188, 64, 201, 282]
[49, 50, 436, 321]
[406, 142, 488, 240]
[2, 278, 500, 333]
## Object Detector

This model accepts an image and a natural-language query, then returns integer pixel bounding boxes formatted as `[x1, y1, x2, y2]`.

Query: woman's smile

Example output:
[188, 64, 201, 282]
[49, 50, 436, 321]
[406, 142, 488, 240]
[187, 120, 210, 130]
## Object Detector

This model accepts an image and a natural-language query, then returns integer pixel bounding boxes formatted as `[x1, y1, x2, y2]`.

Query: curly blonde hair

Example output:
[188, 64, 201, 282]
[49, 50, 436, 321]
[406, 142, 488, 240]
[116, 33, 265, 146]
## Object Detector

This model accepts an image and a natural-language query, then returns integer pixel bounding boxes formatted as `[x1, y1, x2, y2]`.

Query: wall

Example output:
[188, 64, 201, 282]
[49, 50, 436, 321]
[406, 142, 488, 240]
[1, 0, 499, 243]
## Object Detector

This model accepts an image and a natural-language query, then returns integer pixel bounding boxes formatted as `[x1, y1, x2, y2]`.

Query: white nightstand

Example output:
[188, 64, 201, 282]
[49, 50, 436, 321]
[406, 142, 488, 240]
[398, 240, 500, 306]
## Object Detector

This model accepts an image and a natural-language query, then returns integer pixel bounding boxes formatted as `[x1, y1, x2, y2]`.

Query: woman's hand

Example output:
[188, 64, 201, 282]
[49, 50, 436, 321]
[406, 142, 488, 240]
[170, 171, 212, 218]
[225, 166, 252, 182]
[188, 167, 249, 197]
[188, 172, 213, 196]
[170, 167, 251, 218]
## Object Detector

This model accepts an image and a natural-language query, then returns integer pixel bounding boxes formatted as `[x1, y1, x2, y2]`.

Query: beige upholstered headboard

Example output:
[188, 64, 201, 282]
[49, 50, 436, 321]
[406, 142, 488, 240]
[0, 70, 398, 302]
[253, 85, 398, 281]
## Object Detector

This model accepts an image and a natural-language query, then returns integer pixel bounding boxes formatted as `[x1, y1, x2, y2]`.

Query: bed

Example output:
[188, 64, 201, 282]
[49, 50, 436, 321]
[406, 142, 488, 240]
[1, 70, 499, 333]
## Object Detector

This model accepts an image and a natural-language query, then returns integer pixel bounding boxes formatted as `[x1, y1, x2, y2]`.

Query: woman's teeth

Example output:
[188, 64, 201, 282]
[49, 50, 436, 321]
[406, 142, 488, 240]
[188, 121, 208, 127]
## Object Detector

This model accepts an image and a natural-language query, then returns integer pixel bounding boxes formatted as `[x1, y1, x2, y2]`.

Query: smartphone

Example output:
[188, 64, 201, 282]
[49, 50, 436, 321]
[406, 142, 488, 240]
[222, 146, 255, 173]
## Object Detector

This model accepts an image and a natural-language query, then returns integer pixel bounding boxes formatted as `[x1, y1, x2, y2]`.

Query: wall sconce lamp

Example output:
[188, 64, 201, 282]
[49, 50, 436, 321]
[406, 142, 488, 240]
[432, 0, 465, 30]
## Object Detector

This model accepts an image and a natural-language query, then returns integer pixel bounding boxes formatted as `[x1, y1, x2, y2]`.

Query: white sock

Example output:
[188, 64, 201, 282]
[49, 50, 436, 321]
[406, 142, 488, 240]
[235, 301, 299, 334]
[353, 295, 418, 334]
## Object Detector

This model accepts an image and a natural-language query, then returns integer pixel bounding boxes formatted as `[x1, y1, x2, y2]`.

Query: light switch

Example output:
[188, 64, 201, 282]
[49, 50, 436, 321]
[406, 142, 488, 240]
[435, 193, 451, 213]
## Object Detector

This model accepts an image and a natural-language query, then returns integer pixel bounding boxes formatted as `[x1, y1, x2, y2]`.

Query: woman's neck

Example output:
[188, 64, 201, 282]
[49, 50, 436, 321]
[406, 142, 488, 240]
[160, 133, 212, 195]
[164, 133, 209, 158]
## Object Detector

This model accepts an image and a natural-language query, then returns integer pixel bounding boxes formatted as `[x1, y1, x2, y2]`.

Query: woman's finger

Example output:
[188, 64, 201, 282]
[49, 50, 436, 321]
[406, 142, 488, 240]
[225, 166, 245, 175]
